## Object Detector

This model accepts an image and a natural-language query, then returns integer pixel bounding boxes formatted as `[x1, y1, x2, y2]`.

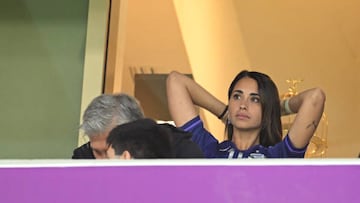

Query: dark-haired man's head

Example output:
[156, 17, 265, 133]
[106, 118, 175, 159]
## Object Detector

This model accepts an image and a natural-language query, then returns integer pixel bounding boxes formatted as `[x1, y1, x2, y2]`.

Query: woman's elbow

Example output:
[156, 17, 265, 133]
[167, 71, 181, 86]
[310, 88, 326, 107]
[166, 71, 187, 94]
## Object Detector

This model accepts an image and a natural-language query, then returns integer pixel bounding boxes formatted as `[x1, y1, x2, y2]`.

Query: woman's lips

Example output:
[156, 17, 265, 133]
[236, 113, 250, 119]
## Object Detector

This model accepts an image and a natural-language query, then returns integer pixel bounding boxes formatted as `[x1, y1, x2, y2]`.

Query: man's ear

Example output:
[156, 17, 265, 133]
[120, 150, 132, 160]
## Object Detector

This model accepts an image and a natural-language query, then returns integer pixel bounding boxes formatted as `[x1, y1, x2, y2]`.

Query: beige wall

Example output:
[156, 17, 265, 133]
[114, 0, 360, 157]
[120, 0, 191, 96]
[173, 0, 251, 141]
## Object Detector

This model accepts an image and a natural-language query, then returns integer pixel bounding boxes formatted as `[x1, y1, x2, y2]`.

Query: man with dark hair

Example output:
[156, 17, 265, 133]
[106, 119, 175, 159]
[72, 93, 203, 159]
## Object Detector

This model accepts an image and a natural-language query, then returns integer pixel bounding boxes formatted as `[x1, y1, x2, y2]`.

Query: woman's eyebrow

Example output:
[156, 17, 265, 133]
[233, 90, 243, 94]
[233, 90, 259, 97]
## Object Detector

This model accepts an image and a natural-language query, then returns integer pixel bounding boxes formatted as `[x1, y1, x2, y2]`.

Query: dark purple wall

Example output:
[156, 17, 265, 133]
[1, 163, 359, 203]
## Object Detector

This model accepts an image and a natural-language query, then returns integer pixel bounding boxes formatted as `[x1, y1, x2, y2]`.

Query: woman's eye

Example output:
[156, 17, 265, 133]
[251, 97, 260, 103]
[233, 94, 241, 100]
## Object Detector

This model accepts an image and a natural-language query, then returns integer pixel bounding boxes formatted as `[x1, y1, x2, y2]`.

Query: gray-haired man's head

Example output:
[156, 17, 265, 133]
[80, 93, 144, 158]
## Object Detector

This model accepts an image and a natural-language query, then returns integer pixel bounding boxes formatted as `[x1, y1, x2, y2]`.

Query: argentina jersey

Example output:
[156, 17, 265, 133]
[182, 116, 307, 158]
[218, 142, 266, 158]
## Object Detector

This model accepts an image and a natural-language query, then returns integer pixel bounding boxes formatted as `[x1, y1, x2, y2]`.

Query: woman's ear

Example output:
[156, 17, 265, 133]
[120, 150, 132, 160]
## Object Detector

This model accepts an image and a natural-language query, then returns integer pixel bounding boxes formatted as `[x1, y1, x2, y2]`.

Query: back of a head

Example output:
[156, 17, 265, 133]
[107, 118, 175, 158]
[80, 93, 145, 137]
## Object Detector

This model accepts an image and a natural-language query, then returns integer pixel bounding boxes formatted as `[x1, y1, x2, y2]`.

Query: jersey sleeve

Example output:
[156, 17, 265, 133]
[180, 116, 219, 158]
[267, 134, 308, 158]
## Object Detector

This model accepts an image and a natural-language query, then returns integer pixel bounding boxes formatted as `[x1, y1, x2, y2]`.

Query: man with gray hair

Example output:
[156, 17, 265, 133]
[72, 93, 203, 159]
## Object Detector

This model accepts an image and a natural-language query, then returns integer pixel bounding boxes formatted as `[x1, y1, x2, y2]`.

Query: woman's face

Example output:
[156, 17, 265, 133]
[228, 77, 262, 132]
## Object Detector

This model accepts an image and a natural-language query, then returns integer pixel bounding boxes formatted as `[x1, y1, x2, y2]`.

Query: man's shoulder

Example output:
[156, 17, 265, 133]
[72, 142, 95, 159]
[158, 123, 192, 139]
[158, 123, 204, 158]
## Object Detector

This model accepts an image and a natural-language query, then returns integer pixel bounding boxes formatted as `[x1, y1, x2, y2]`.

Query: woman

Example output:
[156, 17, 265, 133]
[166, 70, 326, 158]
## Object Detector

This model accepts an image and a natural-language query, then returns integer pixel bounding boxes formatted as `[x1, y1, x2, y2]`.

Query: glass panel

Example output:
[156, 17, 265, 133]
[0, 0, 107, 158]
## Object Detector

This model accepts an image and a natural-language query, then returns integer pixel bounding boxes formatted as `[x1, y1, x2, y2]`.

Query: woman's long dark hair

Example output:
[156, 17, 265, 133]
[225, 70, 282, 147]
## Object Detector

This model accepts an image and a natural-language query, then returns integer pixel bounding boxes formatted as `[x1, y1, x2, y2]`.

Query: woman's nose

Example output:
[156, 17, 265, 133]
[239, 99, 248, 110]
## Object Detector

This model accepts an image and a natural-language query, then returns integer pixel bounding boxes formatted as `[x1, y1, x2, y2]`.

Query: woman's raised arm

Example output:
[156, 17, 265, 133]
[283, 88, 326, 148]
[166, 71, 226, 126]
